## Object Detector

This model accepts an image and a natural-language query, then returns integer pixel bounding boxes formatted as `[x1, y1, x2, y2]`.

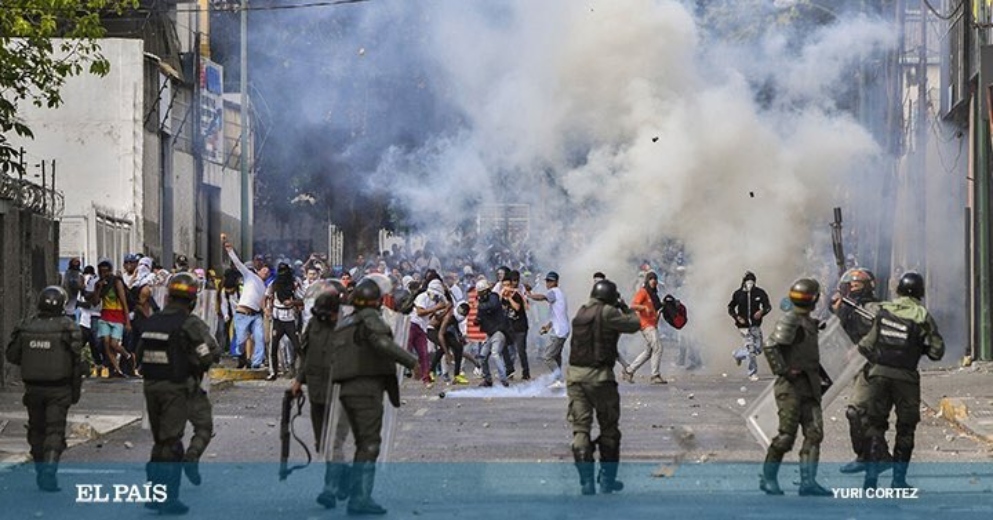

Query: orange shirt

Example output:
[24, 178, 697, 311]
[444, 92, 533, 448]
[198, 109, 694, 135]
[631, 287, 658, 330]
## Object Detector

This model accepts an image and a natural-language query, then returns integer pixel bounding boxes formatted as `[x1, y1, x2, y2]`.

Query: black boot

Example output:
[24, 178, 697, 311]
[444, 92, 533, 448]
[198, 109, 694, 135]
[37, 451, 60, 492]
[317, 463, 343, 509]
[572, 446, 596, 496]
[144, 462, 163, 511]
[337, 464, 352, 500]
[840, 407, 867, 473]
[863, 436, 886, 490]
[159, 462, 189, 516]
[347, 463, 387, 516]
[182, 450, 202, 486]
[890, 445, 913, 489]
[759, 449, 784, 495]
[798, 446, 832, 496]
[596, 438, 624, 494]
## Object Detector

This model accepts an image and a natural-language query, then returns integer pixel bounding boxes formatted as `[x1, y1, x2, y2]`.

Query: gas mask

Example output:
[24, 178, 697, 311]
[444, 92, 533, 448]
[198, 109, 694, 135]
[744, 281, 755, 291]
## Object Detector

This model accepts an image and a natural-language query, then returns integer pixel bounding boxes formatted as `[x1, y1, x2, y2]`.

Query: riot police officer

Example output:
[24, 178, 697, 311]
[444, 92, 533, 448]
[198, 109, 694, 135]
[5, 286, 83, 492]
[136, 273, 219, 515]
[289, 280, 352, 509]
[183, 280, 223, 487]
[330, 279, 417, 515]
[759, 278, 831, 496]
[567, 279, 641, 495]
[830, 268, 889, 474]
[858, 272, 943, 490]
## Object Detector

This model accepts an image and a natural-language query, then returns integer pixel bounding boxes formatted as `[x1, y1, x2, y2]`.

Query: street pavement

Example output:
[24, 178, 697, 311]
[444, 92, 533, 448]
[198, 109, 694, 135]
[1, 356, 992, 518]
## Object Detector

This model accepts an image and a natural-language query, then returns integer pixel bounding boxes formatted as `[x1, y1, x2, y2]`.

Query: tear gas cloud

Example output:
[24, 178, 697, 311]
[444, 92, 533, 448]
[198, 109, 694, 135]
[249, 1, 921, 366]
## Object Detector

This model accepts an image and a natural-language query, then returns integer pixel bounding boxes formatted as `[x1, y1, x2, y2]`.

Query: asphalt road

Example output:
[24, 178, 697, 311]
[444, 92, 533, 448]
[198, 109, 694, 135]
[3, 363, 992, 519]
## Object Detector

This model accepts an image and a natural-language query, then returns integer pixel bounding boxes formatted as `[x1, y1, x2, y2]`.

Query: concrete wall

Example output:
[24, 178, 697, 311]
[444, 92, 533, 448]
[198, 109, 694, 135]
[143, 130, 162, 260]
[0, 208, 59, 386]
[10, 38, 145, 262]
[174, 150, 197, 258]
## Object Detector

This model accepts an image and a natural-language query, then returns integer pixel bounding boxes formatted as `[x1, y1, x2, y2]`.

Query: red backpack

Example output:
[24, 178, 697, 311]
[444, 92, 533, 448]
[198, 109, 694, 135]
[660, 294, 687, 330]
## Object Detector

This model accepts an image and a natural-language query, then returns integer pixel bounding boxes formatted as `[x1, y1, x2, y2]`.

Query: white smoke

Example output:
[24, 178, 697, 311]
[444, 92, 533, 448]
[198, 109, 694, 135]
[361, 0, 896, 366]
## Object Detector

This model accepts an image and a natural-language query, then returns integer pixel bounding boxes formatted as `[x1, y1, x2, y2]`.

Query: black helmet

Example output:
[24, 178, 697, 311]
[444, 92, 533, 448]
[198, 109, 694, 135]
[896, 272, 925, 299]
[351, 279, 382, 309]
[590, 279, 619, 305]
[167, 272, 199, 302]
[312, 284, 343, 321]
[788, 278, 820, 309]
[37, 286, 68, 315]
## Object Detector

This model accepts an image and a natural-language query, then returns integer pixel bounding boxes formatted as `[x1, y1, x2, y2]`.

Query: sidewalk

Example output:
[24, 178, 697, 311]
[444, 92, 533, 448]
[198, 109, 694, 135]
[0, 369, 238, 467]
[919, 362, 993, 444]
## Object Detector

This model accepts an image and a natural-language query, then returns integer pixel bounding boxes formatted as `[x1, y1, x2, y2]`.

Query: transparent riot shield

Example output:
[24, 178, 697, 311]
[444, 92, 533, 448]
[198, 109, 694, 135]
[744, 315, 864, 448]
[320, 377, 343, 462]
[379, 307, 410, 464]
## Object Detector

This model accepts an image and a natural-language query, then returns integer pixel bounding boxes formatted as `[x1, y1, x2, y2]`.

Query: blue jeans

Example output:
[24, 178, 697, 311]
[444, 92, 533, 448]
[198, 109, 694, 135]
[735, 326, 763, 376]
[479, 331, 508, 384]
[233, 312, 266, 368]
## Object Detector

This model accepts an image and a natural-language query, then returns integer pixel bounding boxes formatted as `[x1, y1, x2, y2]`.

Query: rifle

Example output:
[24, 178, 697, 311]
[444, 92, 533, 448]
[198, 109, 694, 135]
[279, 389, 312, 481]
[839, 296, 876, 322]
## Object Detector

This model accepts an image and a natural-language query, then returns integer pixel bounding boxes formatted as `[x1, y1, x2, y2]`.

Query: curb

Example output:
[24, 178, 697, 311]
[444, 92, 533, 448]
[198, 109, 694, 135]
[209, 367, 269, 382]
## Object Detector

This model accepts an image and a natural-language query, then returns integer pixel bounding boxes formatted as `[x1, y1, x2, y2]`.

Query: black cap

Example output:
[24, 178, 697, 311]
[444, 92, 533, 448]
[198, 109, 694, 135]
[545, 271, 559, 282]
[176, 254, 189, 266]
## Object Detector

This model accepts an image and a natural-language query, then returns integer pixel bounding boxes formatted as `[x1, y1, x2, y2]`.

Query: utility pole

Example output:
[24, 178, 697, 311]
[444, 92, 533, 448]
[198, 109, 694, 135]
[916, 1, 928, 274]
[240, 0, 252, 257]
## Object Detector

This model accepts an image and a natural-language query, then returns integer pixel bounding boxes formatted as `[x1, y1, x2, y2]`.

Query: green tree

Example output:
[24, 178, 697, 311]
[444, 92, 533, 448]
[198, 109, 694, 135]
[0, 0, 136, 174]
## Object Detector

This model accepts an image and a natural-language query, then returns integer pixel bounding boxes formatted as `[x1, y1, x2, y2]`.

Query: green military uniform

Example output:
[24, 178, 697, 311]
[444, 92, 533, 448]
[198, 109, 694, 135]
[137, 303, 218, 514]
[858, 296, 944, 488]
[183, 322, 223, 485]
[566, 298, 641, 495]
[5, 313, 83, 492]
[836, 299, 882, 471]
[295, 316, 353, 508]
[761, 308, 830, 495]
[330, 307, 417, 515]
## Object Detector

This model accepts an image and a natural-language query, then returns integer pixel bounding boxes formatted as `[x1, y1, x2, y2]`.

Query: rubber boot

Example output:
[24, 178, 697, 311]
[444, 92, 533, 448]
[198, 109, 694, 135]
[159, 462, 189, 516]
[317, 463, 342, 509]
[37, 451, 60, 492]
[183, 450, 202, 486]
[759, 449, 784, 495]
[890, 445, 913, 489]
[144, 461, 163, 511]
[797, 446, 832, 496]
[572, 446, 596, 496]
[840, 409, 866, 474]
[596, 439, 624, 494]
[862, 436, 886, 490]
[347, 463, 387, 516]
[337, 464, 352, 500]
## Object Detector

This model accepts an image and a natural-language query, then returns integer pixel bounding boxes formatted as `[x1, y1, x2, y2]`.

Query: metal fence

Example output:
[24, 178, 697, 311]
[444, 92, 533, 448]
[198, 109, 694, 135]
[0, 173, 64, 219]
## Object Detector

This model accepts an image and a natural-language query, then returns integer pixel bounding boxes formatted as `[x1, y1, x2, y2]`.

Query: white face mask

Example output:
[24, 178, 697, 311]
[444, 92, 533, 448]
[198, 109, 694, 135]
[744, 281, 755, 291]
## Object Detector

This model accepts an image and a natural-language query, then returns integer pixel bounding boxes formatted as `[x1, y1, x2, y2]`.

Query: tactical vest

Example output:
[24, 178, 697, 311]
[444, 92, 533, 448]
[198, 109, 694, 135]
[139, 311, 192, 382]
[874, 309, 924, 370]
[569, 303, 619, 368]
[19, 316, 75, 382]
[331, 311, 400, 383]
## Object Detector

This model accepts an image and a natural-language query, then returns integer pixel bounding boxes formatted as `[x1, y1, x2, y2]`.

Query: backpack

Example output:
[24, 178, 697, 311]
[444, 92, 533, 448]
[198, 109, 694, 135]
[660, 295, 687, 330]
[398, 286, 426, 315]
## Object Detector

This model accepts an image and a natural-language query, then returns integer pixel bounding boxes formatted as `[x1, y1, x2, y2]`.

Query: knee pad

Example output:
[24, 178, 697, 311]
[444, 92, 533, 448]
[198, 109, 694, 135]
[356, 443, 381, 461]
[771, 434, 795, 452]
[572, 433, 592, 452]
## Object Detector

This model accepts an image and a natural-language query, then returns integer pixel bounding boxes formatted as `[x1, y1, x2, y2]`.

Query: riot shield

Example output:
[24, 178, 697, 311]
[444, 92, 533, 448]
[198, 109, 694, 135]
[744, 315, 864, 448]
[320, 378, 343, 462]
[379, 307, 410, 464]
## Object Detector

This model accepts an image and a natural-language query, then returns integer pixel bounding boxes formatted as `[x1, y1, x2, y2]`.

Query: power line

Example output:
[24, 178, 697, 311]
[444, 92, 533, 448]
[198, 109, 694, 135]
[176, 0, 370, 13]
[921, 0, 963, 22]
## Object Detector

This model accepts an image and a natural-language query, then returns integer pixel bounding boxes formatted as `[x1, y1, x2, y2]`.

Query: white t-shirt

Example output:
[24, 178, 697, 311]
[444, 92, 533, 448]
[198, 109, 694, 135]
[411, 290, 441, 330]
[546, 287, 570, 338]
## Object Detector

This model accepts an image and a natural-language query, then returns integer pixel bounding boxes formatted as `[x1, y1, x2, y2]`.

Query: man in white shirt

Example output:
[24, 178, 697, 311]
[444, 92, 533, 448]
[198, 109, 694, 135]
[224, 241, 269, 369]
[528, 271, 570, 389]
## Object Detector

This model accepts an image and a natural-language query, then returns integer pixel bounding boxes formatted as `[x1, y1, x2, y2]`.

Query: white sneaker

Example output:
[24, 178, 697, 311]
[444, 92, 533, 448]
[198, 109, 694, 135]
[749, 374, 760, 382]
[547, 380, 566, 390]
[473, 367, 483, 378]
